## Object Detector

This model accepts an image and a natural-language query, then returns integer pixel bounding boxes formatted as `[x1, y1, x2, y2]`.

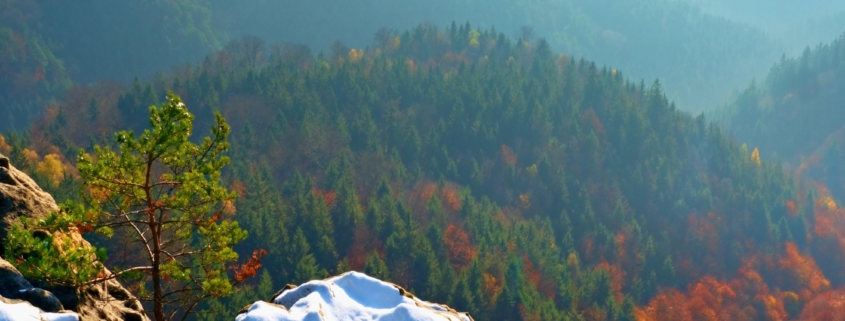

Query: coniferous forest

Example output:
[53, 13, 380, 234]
[3, 1, 845, 320]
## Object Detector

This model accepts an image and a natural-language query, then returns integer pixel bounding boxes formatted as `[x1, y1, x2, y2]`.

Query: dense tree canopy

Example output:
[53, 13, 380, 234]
[718, 33, 845, 198]
[6, 24, 842, 320]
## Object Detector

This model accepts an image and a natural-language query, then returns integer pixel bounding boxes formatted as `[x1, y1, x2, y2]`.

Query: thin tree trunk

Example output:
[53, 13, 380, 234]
[146, 159, 165, 321]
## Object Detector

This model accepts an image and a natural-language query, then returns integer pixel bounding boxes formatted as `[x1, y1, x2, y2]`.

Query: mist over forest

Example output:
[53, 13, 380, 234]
[4, 1, 845, 320]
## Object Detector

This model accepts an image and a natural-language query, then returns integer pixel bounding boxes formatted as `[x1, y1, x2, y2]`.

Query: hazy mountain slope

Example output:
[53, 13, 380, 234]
[0, 0, 70, 131]
[718, 32, 845, 198]
[0, 0, 226, 133]
[210, 0, 781, 113]
[683, 0, 845, 53]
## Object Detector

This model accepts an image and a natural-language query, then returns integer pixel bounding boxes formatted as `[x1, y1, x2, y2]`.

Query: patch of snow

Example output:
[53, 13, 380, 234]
[236, 271, 472, 321]
[0, 300, 78, 321]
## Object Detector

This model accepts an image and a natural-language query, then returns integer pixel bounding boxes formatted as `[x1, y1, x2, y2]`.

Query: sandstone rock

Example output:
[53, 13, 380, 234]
[0, 153, 59, 251]
[0, 153, 150, 321]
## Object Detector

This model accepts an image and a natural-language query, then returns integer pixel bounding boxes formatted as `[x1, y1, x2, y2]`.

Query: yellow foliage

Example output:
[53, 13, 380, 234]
[612, 69, 618, 76]
[347, 49, 363, 63]
[89, 186, 111, 202]
[392, 36, 401, 49]
[783, 291, 799, 303]
[22, 148, 39, 166]
[0, 134, 10, 154]
[468, 30, 480, 47]
[519, 193, 530, 208]
[818, 196, 837, 210]
[751, 147, 761, 166]
[482, 272, 503, 301]
[221, 199, 237, 217]
[525, 164, 538, 178]
[566, 252, 579, 267]
[36, 153, 64, 186]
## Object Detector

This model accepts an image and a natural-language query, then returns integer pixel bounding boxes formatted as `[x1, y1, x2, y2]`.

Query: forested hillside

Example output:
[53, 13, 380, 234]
[0, 0, 224, 131]
[211, 0, 782, 113]
[5, 24, 845, 320]
[0, 0, 788, 135]
[0, 0, 71, 131]
[719, 32, 845, 212]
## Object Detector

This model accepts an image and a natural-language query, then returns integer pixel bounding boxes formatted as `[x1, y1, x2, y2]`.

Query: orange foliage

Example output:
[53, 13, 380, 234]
[637, 289, 693, 321]
[0, 134, 10, 155]
[440, 184, 462, 212]
[444, 224, 476, 270]
[640, 262, 792, 321]
[312, 188, 337, 209]
[346, 226, 383, 270]
[483, 272, 503, 302]
[501, 144, 517, 167]
[799, 289, 845, 321]
[811, 187, 845, 268]
[786, 200, 798, 217]
[780, 242, 830, 295]
[751, 148, 762, 166]
[522, 255, 541, 289]
[233, 248, 266, 282]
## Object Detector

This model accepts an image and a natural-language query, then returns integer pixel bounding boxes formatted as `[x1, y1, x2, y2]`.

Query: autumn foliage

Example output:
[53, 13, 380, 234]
[234, 249, 267, 282]
[780, 242, 830, 296]
[444, 224, 476, 271]
[799, 289, 845, 321]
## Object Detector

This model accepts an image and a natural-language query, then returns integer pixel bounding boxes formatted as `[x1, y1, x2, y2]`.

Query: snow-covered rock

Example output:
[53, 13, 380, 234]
[236, 272, 473, 321]
[0, 299, 78, 321]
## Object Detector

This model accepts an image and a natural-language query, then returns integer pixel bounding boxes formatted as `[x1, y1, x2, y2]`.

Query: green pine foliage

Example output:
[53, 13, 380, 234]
[6, 93, 250, 321]
[718, 32, 845, 195]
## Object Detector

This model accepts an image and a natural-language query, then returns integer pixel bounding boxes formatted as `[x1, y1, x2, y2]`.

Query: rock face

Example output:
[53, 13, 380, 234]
[0, 153, 150, 321]
[0, 153, 59, 251]
[236, 271, 473, 321]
